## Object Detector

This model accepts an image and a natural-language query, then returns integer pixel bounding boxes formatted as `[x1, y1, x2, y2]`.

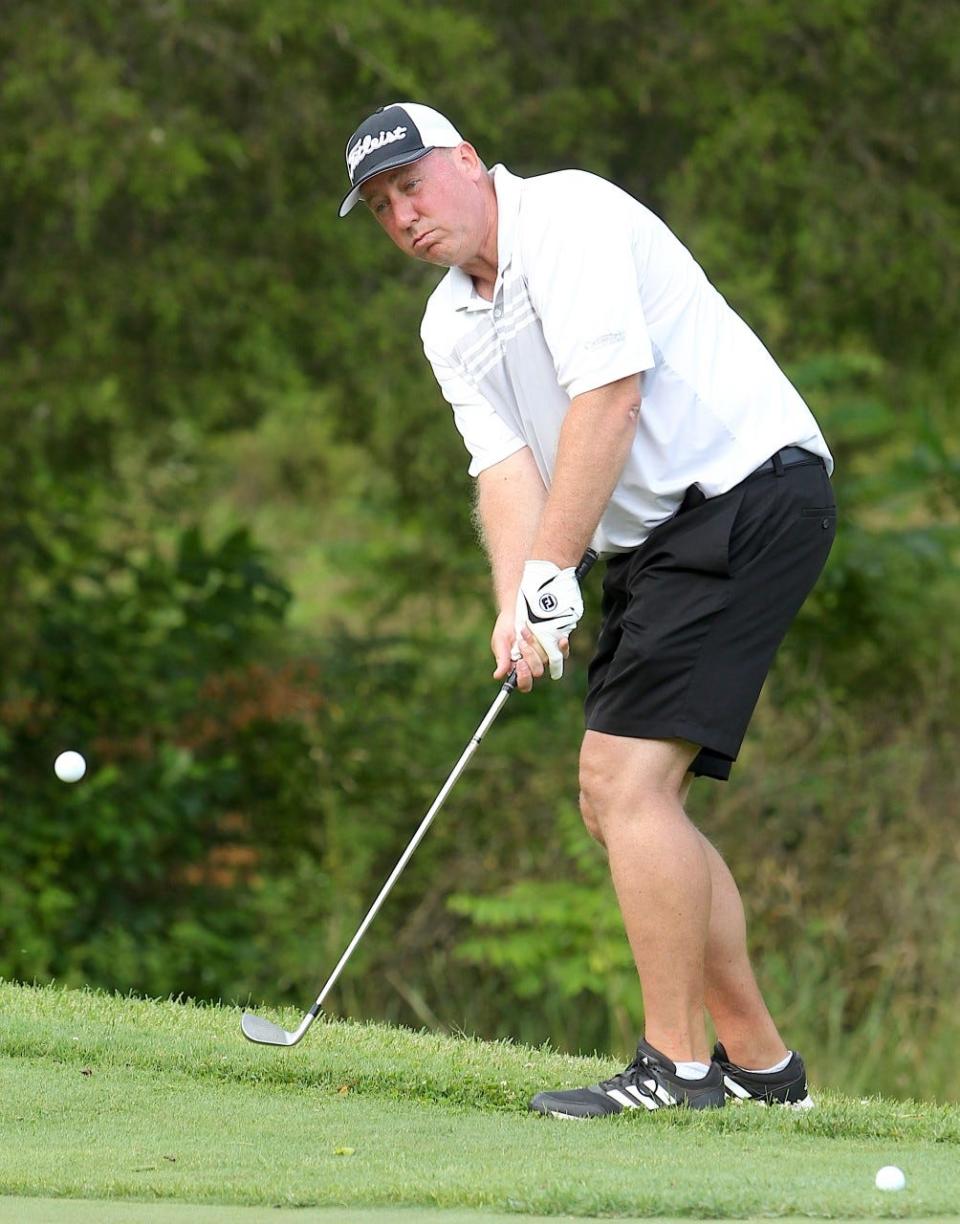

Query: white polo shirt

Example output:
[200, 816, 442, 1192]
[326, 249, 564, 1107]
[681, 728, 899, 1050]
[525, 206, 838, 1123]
[420, 164, 833, 553]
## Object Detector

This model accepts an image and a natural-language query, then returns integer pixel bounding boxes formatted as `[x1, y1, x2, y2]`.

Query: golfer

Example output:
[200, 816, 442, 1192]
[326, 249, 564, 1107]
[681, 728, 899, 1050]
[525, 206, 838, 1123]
[339, 103, 835, 1115]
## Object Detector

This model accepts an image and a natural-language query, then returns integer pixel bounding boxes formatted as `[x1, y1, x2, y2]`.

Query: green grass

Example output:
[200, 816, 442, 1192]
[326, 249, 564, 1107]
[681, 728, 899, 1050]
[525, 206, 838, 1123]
[2, 981, 959, 1219]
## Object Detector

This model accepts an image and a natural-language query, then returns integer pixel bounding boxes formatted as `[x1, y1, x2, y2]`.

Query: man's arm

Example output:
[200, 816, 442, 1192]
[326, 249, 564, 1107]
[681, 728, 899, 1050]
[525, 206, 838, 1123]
[475, 446, 548, 685]
[532, 372, 642, 568]
[504, 372, 641, 684]
[477, 373, 642, 689]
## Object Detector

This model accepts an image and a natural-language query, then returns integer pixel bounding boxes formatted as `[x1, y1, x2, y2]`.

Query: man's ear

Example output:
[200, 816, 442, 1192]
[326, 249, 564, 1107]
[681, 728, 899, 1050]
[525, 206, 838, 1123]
[452, 142, 484, 180]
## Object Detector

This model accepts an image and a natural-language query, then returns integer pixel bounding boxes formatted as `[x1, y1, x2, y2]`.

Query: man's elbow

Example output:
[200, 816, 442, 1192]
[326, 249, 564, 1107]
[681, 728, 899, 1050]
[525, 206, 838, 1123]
[575, 373, 643, 424]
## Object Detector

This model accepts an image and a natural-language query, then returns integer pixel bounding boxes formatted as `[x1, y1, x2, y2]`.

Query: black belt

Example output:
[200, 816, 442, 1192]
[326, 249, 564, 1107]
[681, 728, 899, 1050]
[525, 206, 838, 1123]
[641, 445, 829, 527]
[750, 446, 824, 478]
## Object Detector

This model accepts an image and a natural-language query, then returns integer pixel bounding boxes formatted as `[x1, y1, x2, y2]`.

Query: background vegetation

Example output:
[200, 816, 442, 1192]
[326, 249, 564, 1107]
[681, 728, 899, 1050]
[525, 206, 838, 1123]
[2, 1, 958, 1101]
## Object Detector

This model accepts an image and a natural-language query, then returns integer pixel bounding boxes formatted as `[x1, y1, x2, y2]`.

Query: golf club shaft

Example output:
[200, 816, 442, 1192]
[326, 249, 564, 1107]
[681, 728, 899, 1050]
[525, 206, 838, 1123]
[256, 547, 599, 1044]
[307, 548, 598, 1014]
[307, 680, 515, 1020]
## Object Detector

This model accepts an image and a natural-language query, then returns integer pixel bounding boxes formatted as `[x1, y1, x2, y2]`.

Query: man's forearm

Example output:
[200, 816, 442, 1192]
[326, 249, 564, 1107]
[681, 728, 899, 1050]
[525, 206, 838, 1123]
[532, 374, 642, 567]
[476, 447, 548, 609]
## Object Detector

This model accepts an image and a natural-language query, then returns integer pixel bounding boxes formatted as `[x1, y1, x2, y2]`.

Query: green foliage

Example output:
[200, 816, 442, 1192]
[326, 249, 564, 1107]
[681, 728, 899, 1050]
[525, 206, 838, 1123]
[0, 523, 326, 998]
[776, 351, 960, 698]
[448, 795, 639, 1053]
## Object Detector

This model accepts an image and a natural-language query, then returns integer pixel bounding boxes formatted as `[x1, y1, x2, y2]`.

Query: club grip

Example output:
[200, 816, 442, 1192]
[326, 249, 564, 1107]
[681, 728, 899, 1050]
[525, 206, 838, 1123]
[503, 548, 601, 694]
[574, 548, 600, 583]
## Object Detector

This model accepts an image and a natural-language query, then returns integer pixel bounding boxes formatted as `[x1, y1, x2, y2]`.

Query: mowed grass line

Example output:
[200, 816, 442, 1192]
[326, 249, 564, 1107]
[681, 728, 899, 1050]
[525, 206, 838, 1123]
[2, 982, 959, 1218]
[4, 1206, 878, 1224]
[0, 1203, 746, 1224]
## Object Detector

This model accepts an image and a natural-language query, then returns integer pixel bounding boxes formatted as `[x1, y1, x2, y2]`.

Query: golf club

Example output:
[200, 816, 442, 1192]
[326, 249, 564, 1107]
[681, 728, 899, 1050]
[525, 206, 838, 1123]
[241, 548, 599, 1047]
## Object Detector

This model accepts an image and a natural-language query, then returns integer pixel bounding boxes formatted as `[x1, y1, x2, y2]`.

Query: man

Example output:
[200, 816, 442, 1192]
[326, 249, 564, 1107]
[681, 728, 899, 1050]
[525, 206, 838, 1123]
[339, 103, 835, 1116]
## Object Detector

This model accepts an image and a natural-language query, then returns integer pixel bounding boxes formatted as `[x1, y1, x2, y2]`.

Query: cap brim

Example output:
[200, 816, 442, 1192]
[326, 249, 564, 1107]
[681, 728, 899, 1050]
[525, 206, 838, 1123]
[337, 147, 434, 218]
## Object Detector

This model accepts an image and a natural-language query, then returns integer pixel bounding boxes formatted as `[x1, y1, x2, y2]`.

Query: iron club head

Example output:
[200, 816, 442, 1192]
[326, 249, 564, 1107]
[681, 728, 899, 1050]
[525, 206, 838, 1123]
[241, 1011, 301, 1046]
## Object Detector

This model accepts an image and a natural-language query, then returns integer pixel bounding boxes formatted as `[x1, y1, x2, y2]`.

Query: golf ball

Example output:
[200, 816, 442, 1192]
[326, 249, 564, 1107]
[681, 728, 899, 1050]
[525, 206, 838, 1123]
[54, 751, 86, 783]
[875, 1165, 906, 1192]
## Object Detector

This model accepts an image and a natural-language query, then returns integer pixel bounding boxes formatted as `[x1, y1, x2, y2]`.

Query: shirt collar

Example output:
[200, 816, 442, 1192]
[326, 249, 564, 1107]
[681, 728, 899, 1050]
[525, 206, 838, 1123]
[448, 163, 524, 312]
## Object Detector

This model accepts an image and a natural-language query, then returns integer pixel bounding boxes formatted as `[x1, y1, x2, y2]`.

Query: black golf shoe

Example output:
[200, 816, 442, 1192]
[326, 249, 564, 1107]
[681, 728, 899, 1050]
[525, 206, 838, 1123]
[713, 1041, 814, 1109]
[529, 1038, 726, 1118]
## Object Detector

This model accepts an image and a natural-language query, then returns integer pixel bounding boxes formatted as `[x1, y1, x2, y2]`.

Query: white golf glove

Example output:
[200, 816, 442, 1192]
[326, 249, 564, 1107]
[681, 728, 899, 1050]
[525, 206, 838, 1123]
[513, 560, 584, 680]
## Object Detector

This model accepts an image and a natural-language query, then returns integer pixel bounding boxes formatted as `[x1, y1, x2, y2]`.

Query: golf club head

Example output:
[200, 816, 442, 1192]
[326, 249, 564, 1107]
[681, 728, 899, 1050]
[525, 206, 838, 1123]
[241, 1011, 300, 1046]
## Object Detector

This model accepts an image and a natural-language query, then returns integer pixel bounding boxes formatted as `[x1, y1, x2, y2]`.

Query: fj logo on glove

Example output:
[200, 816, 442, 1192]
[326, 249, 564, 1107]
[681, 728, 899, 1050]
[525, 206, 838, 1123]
[517, 560, 584, 680]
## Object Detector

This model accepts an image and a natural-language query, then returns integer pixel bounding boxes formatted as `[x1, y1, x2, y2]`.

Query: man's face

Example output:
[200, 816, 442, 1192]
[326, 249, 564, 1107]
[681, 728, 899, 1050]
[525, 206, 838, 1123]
[360, 146, 485, 268]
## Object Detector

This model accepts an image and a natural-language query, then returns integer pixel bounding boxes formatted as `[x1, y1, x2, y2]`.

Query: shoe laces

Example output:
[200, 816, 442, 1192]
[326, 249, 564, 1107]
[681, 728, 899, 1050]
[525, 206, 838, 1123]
[600, 1052, 661, 1103]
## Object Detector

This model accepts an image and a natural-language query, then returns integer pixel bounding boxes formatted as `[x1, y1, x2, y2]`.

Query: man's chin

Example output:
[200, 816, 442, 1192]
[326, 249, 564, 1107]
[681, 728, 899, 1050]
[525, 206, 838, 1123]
[415, 247, 455, 268]
[413, 233, 465, 268]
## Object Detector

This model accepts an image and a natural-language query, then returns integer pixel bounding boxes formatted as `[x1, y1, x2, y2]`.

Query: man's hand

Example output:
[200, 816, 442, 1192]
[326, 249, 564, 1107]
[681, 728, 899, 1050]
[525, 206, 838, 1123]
[513, 560, 584, 681]
[491, 609, 518, 680]
[491, 607, 556, 693]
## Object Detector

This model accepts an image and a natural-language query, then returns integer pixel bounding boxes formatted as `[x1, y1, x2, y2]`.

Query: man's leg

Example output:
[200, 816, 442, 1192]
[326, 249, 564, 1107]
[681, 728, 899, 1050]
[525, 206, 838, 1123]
[679, 776, 789, 1068]
[580, 742, 789, 1069]
[579, 729, 711, 1063]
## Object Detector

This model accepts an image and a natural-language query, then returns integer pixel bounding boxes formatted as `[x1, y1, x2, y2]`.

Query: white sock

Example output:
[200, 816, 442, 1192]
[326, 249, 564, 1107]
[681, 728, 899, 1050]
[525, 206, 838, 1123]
[672, 1060, 711, 1080]
[742, 1052, 792, 1075]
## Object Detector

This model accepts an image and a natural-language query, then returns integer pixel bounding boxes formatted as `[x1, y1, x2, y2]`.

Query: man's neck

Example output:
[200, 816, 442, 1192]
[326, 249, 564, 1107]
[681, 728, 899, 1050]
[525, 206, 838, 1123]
[461, 174, 499, 301]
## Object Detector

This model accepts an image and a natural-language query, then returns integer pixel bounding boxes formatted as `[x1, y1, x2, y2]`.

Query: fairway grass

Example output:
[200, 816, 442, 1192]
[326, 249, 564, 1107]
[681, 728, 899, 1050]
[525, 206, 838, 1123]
[0, 1204, 702, 1224]
[10, 1206, 910, 1224]
[2, 982, 959, 1219]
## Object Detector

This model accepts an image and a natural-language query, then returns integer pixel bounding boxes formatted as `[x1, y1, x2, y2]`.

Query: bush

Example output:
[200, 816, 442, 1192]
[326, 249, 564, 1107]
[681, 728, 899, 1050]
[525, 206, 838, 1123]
[0, 524, 326, 998]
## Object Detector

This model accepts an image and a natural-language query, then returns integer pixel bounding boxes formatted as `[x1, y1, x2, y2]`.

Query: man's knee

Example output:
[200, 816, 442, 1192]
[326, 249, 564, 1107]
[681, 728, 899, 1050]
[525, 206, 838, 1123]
[579, 742, 614, 843]
[578, 731, 698, 840]
[578, 779, 606, 845]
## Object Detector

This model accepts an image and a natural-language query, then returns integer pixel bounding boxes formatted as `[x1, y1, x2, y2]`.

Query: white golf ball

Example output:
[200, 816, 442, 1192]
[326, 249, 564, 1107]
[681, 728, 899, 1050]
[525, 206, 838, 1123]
[54, 751, 86, 783]
[875, 1165, 906, 1192]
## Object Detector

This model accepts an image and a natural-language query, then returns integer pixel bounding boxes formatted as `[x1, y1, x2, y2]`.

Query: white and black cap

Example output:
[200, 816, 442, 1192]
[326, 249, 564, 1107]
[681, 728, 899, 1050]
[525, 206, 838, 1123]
[338, 102, 464, 218]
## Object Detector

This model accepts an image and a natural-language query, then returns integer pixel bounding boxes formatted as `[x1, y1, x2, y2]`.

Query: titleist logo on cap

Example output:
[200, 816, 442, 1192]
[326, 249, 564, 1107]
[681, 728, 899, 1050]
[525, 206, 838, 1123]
[347, 126, 408, 177]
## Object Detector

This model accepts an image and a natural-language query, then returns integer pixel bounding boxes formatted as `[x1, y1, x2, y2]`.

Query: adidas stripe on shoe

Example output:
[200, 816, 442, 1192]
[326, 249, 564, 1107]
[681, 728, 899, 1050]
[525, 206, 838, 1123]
[713, 1042, 814, 1109]
[529, 1038, 725, 1119]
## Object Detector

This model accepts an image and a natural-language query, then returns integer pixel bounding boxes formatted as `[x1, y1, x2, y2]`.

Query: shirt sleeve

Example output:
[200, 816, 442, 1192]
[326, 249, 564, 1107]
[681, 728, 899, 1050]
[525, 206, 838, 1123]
[522, 176, 656, 399]
[422, 341, 526, 477]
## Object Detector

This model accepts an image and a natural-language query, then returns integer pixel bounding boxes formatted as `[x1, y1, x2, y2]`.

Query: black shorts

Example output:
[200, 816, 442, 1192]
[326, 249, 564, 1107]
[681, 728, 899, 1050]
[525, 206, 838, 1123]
[584, 450, 836, 781]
